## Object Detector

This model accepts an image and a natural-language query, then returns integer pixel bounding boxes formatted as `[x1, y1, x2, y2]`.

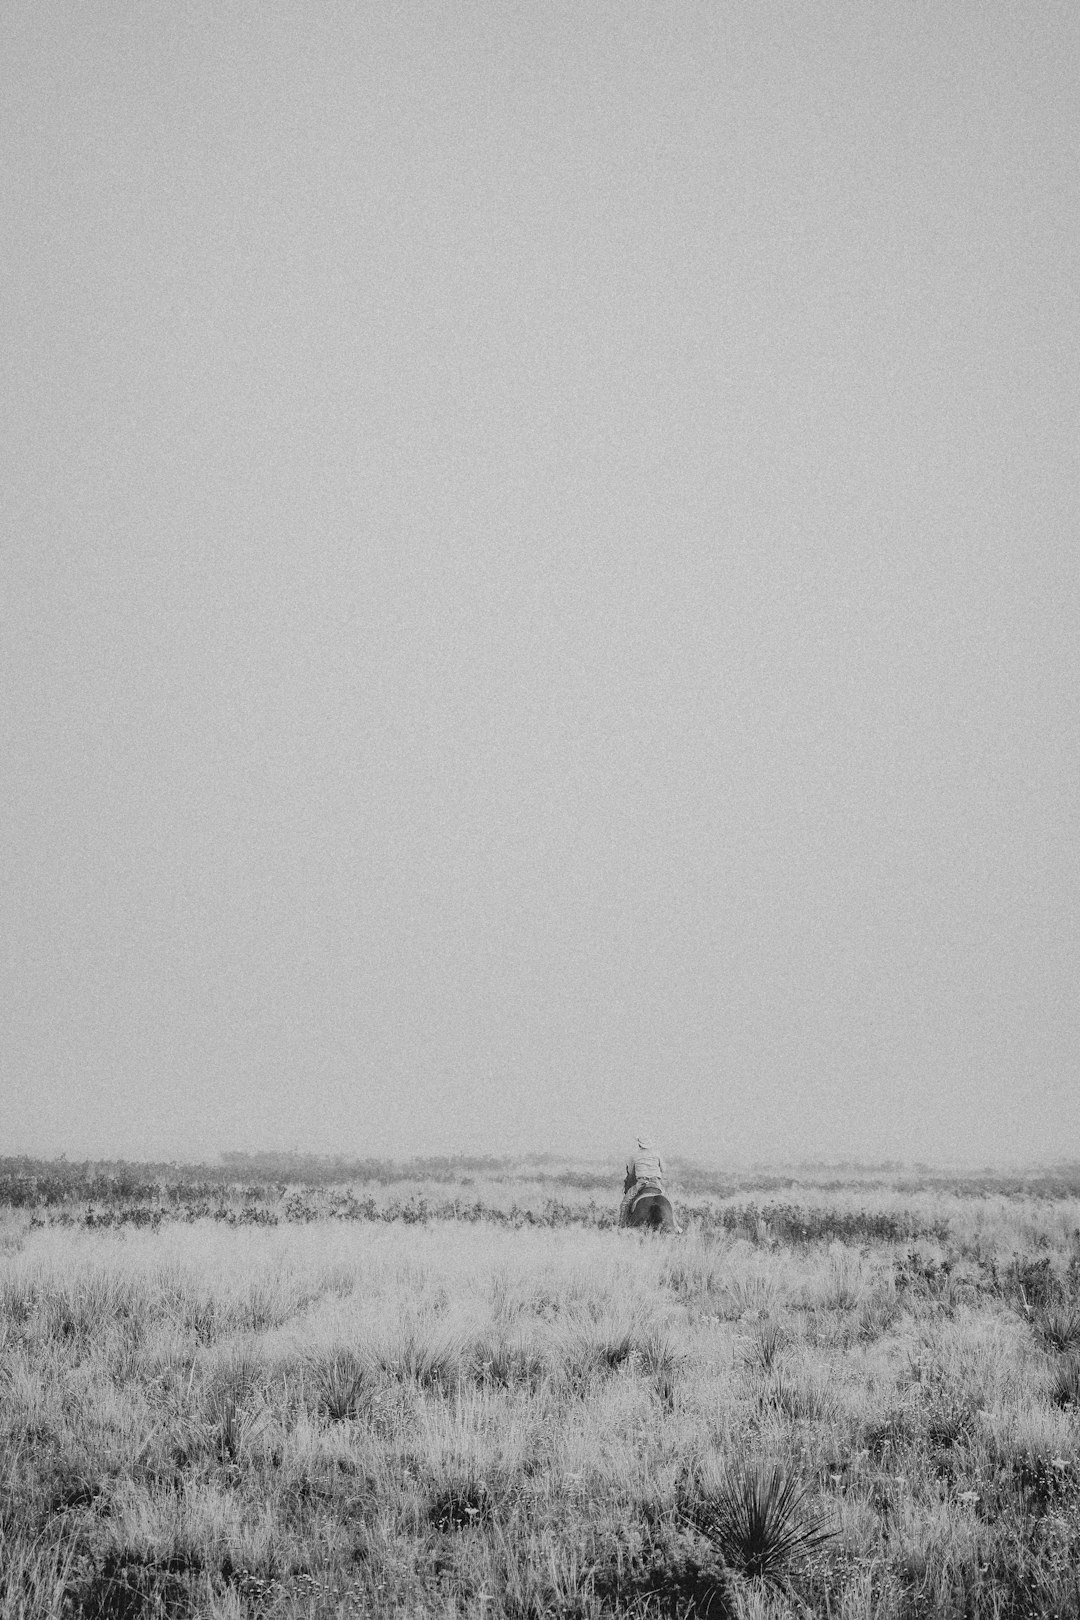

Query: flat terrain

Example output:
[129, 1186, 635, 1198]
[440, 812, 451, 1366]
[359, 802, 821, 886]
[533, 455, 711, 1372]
[2, 1158, 1080, 1618]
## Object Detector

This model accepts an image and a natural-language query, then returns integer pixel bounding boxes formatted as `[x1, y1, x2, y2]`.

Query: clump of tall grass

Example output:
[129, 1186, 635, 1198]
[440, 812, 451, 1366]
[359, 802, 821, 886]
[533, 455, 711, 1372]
[375, 1320, 465, 1391]
[823, 1248, 865, 1312]
[863, 1404, 915, 1460]
[161, 1272, 219, 1344]
[1032, 1301, 1080, 1355]
[761, 1370, 835, 1425]
[693, 1464, 833, 1587]
[553, 1315, 649, 1395]
[470, 1329, 550, 1392]
[856, 1284, 902, 1342]
[661, 1230, 728, 1300]
[635, 1326, 684, 1410]
[203, 1349, 264, 1463]
[595, 1322, 636, 1370]
[312, 1347, 372, 1421]
[1049, 1353, 1080, 1410]
[33, 1270, 143, 1345]
[1009, 1252, 1061, 1309]
[0, 1528, 79, 1620]
[720, 1271, 779, 1322]
[922, 1390, 976, 1451]
[745, 1318, 787, 1375]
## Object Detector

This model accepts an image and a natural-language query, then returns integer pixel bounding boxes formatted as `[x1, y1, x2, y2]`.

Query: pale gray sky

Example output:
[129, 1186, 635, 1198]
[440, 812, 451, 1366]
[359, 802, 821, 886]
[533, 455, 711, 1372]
[3, 0, 1078, 1165]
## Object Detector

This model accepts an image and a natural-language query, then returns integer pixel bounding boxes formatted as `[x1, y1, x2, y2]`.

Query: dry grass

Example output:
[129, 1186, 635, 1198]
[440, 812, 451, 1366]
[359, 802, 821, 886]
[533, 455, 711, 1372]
[1, 1166, 1079, 1616]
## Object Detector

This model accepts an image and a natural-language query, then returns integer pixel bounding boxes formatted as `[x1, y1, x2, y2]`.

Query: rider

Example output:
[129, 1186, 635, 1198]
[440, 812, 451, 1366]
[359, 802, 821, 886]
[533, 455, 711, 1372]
[619, 1133, 666, 1227]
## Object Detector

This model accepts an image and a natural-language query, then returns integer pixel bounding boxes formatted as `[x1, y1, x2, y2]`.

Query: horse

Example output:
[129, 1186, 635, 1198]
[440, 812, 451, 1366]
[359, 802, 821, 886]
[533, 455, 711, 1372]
[624, 1186, 677, 1233]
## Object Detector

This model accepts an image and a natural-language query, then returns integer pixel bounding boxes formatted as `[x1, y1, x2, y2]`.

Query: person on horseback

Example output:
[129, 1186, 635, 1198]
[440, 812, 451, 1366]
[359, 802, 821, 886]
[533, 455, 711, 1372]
[618, 1133, 668, 1227]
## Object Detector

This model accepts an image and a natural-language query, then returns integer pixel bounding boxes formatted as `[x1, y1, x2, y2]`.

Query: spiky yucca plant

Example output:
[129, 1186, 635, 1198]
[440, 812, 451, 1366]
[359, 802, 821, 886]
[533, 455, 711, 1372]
[699, 1465, 831, 1587]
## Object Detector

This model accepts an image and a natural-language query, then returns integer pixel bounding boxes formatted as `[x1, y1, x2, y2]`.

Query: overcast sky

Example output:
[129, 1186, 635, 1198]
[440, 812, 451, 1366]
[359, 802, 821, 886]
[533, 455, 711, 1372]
[3, 0, 1078, 1166]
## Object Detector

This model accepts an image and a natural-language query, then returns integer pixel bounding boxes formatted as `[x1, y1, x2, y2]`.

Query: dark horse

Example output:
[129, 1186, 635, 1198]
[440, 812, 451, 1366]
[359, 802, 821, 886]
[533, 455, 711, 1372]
[626, 1188, 677, 1233]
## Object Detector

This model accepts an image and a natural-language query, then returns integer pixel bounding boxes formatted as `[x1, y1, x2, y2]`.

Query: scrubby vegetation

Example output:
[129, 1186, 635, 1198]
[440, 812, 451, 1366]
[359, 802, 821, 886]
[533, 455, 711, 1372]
[1, 1159, 1079, 1616]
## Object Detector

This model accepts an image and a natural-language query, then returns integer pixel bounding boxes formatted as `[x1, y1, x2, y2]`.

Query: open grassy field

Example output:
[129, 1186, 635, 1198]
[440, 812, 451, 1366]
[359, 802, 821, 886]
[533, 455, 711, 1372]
[2, 1158, 1080, 1618]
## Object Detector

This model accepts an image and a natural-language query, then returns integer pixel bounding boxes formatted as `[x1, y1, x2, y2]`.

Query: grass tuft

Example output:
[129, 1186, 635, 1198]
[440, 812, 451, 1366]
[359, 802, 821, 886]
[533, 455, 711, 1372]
[1033, 1301, 1080, 1354]
[205, 1349, 262, 1462]
[313, 1348, 371, 1421]
[599, 1324, 635, 1369]
[635, 1326, 681, 1376]
[1050, 1353, 1080, 1410]
[745, 1318, 786, 1375]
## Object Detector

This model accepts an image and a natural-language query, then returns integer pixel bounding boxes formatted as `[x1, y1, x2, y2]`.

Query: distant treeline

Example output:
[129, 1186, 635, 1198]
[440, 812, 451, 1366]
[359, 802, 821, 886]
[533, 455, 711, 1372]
[0, 1151, 605, 1180]
[673, 1162, 1080, 1200]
